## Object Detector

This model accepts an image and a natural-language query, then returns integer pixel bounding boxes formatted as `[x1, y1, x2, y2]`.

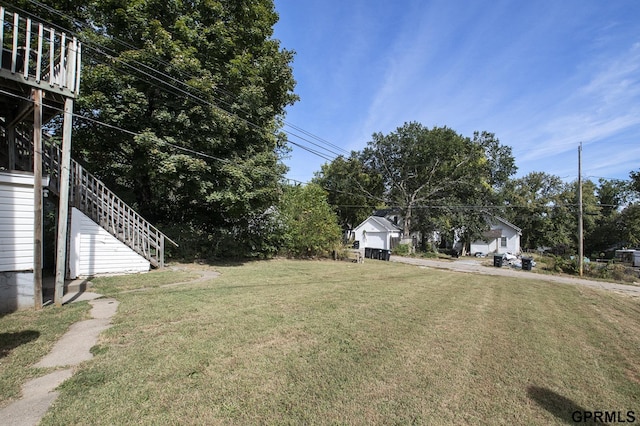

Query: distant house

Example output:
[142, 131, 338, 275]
[352, 216, 402, 251]
[470, 216, 522, 255]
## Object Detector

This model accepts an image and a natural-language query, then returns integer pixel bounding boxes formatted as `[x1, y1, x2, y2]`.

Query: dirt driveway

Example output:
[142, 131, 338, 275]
[390, 255, 640, 297]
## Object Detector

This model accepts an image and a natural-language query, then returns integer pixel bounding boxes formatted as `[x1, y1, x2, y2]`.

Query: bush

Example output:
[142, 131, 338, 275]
[280, 184, 342, 258]
[420, 251, 438, 258]
[392, 244, 410, 256]
[543, 255, 639, 283]
[543, 255, 578, 274]
[588, 262, 639, 283]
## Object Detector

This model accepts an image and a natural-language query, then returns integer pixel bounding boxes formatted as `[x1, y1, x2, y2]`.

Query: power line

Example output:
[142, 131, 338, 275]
[0, 88, 231, 163]
[18, 0, 349, 161]
[16, 3, 615, 214]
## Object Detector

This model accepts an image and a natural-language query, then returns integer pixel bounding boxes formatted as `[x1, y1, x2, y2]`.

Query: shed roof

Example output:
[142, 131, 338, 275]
[355, 216, 402, 233]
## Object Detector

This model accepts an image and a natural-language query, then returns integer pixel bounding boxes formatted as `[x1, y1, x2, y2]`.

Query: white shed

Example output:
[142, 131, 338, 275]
[470, 216, 522, 256]
[353, 216, 402, 250]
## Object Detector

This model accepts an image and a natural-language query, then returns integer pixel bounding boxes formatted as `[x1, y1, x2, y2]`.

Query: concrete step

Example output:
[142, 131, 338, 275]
[42, 276, 93, 305]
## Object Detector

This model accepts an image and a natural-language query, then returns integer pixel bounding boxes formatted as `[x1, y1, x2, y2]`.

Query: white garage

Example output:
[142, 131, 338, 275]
[352, 216, 402, 251]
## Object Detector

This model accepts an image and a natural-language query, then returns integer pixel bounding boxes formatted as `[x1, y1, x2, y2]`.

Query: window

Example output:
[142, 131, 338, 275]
[501, 237, 507, 247]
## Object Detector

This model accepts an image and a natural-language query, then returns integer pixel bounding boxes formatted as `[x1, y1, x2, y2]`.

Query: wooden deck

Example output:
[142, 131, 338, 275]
[0, 7, 81, 98]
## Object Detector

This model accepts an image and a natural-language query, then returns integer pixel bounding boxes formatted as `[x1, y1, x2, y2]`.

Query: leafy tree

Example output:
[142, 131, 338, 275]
[501, 172, 573, 251]
[312, 152, 384, 230]
[472, 131, 517, 193]
[630, 170, 640, 193]
[617, 204, 640, 248]
[280, 184, 342, 257]
[360, 122, 513, 244]
[585, 178, 632, 256]
[22, 0, 298, 257]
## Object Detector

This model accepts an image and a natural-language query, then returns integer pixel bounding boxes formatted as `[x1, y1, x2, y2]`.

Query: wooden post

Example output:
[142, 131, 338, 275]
[54, 97, 74, 306]
[33, 89, 43, 309]
[7, 124, 15, 169]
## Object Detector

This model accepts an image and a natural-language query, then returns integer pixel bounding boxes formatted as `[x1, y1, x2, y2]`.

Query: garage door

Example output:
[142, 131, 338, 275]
[365, 232, 386, 249]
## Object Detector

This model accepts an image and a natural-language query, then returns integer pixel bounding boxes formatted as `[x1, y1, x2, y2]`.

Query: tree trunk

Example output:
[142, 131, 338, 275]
[404, 204, 412, 236]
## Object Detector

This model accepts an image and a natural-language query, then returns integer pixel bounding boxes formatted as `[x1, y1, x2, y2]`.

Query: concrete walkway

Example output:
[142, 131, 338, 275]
[390, 255, 640, 297]
[0, 296, 118, 426]
[1, 267, 219, 425]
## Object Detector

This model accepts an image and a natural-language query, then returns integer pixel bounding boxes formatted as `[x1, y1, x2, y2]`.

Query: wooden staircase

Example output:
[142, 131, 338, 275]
[13, 130, 178, 267]
[0, 8, 176, 269]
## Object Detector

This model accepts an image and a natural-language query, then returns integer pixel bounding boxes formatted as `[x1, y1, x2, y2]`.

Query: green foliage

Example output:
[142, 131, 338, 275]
[312, 152, 384, 230]
[280, 184, 342, 257]
[630, 170, 640, 194]
[472, 131, 517, 192]
[500, 172, 574, 251]
[362, 122, 506, 237]
[391, 243, 410, 256]
[546, 255, 580, 274]
[617, 203, 640, 247]
[593, 262, 639, 283]
[24, 0, 298, 259]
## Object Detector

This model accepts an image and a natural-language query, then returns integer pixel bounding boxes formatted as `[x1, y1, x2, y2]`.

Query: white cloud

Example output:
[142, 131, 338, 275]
[518, 42, 640, 164]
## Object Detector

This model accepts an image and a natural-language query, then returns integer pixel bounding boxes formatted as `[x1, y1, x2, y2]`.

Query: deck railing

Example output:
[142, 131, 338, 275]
[0, 7, 81, 97]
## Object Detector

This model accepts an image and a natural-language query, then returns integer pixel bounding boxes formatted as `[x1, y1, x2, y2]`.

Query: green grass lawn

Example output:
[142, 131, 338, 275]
[3, 260, 639, 424]
[0, 301, 90, 403]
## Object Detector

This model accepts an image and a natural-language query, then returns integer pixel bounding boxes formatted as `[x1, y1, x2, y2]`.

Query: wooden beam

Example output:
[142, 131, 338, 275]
[7, 100, 34, 129]
[7, 124, 15, 170]
[54, 97, 73, 306]
[33, 89, 43, 309]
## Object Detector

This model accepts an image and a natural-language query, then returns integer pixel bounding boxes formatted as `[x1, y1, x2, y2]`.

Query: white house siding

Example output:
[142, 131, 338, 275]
[470, 223, 521, 255]
[69, 207, 150, 278]
[0, 172, 35, 271]
[500, 227, 521, 254]
[0, 172, 36, 312]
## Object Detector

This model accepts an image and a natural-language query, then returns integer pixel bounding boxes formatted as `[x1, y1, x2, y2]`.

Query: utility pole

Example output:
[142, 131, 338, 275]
[578, 143, 583, 277]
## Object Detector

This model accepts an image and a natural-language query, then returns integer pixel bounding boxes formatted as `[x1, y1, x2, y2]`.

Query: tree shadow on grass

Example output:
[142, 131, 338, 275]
[527, 385, 587, 424]
[0, 330, 40, 358]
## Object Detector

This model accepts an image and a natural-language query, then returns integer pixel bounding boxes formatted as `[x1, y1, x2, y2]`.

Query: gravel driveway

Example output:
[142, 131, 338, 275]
[390, 255, 640, 297]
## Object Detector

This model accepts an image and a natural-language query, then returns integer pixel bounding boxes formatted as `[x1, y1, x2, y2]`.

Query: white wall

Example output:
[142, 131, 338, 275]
[501, 226, 521, 254]
[69, 207, 150, 278]
[0, 172, 35, 272]
[0, 172, 37, 312]
[470, 225, 521, 255]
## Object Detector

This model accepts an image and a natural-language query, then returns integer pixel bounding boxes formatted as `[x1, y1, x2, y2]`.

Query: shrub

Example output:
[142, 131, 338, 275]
[545, 255, 579, 274]
[392, 244, 410, 256]
[280, 184, 342, 258]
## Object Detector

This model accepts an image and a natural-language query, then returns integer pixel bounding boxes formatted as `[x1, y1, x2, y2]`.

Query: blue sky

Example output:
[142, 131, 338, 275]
[272, 0, 640, 185]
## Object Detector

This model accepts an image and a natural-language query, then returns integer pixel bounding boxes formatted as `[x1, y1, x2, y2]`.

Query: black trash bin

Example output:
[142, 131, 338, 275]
[382, 250, 390, 261]
[493, 254, 504, 267]
[364, 247, 372, 259]
[522, 257, 532, 271]
[372, 249, 381, 260]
